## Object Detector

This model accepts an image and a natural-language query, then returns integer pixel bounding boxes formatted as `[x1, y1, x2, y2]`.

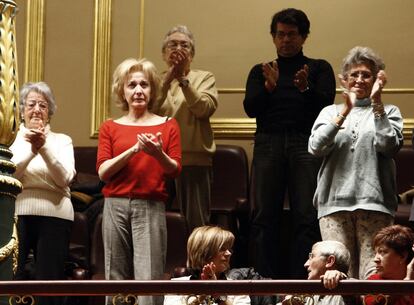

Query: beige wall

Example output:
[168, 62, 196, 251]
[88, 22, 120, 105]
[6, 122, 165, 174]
[14, 0, 414, 163]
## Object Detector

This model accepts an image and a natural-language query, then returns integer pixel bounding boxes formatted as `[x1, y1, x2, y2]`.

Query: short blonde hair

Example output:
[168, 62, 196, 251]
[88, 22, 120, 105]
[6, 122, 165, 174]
[111, 58, 161, 111]
[187, 226, 235, 270]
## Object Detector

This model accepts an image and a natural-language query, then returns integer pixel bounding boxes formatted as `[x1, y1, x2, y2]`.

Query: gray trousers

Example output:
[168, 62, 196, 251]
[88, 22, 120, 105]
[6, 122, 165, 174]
[103, 197, 167, 305]
[176, 166, 212, 233]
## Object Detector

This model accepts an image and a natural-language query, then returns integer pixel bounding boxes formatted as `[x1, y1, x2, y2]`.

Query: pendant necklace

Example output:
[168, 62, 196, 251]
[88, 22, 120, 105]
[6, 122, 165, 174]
[347, 98, 372, 152]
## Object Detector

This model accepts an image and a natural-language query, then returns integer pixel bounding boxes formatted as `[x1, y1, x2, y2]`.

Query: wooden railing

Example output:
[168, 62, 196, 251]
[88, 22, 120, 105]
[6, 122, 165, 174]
[1, 279, 414, 296]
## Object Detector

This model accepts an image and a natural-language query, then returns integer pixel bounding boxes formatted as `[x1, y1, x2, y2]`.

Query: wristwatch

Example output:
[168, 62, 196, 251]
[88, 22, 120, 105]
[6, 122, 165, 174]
[178, 77, 190, 88]
[213, 295, 227, 304]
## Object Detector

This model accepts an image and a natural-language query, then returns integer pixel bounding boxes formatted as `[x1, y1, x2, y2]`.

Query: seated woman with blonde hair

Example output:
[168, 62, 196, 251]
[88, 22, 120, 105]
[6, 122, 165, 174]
[164, 226, 250, 305]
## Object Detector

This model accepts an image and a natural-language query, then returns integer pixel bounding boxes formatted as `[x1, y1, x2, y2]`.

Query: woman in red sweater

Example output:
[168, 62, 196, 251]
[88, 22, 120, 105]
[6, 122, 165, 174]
[96, 58, 182, 305]
[364, 225, 414, 305]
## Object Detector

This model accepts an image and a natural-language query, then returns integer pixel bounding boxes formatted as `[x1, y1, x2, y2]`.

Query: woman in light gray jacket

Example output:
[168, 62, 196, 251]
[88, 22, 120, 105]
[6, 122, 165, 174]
[308, 46, 403, 280]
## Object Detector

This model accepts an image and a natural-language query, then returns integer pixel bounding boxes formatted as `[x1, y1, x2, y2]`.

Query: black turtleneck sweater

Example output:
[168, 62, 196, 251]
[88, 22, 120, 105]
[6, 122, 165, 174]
[243, 51, 336, 134]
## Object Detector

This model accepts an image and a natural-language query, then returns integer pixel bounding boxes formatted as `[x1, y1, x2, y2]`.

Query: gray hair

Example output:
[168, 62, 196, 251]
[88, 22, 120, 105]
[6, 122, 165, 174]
[341, 46, 385, 77]
[161, 25, 195, 57]
[314, 240, 351, 274]
[19, 82, 57, 119]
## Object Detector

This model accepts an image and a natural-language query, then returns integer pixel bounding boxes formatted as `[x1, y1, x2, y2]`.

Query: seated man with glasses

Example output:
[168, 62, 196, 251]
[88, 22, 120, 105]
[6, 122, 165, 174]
[153, 25, 218, 232]
[278, 240, 356, 305]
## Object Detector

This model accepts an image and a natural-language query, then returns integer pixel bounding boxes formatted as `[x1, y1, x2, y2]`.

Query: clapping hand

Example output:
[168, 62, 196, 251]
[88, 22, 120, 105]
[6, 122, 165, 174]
[201, 262, 217, 280]
[165, 49, 191, 84]
[262, 61, 279, 92]
[342, 89, 356, 112]
[24, 121, 46, 153]
[370, 70, 387, 102]
[137, 132, 163, 157]
[294, 64, 309, 92]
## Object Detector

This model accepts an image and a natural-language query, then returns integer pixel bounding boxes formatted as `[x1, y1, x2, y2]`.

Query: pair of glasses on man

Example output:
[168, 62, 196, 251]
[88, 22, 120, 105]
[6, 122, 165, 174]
[25, 101, 49, 112]
[308, 252, 327, 260]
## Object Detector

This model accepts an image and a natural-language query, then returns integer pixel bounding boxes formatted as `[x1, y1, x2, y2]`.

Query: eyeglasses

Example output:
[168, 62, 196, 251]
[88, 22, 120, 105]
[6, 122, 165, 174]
[308, 252, 327, 260]
[25, 100, 49, 112]
[166, 40, 191, 51]
[347, 71, 373, 82]
[274, 31, 300, 39]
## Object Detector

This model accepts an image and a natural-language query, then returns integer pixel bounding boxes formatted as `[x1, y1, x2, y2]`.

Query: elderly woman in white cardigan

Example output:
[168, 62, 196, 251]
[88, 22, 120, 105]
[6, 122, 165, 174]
[11, 82, 75, 305]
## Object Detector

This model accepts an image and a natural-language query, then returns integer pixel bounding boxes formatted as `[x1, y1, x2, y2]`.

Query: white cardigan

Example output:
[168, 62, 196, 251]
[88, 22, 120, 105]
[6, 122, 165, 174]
[11, 124, 76, 221]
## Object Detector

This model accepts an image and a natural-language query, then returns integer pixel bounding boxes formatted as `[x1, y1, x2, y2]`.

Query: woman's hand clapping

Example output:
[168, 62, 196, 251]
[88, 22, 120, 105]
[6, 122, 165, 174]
[24, 122, 46, 154]
[137, 132, 163, 157]
[370, 70, 387, 102]
[201, 262, 217, 280]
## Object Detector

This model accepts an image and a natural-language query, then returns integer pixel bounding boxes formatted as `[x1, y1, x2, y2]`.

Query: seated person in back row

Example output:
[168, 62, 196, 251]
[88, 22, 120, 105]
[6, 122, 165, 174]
[164, 226, 250, 305]
[364, 225, 414, 305]
[278, 240, 356, 305]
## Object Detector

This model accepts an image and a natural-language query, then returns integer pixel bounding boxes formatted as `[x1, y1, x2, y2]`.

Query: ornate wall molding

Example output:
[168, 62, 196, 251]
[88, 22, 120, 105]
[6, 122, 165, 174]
[218, 88, 414, 94]
[211, 118, 414, 142]
[24, 0, 45, 82]
[90, 0, 112, 137]
[138, 0, 145, 59]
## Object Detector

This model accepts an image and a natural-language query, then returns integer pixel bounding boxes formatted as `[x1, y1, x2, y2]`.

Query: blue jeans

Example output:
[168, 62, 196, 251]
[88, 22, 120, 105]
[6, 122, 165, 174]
[250, 131, 322, 279]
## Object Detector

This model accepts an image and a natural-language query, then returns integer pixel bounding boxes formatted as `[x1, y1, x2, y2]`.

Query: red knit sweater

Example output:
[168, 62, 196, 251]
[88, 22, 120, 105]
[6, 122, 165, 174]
[97, 119, 181, 202]
[364, 274, 414, 305]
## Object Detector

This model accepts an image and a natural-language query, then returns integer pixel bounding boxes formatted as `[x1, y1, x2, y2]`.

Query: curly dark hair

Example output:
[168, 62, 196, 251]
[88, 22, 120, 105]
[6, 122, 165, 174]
[270, 8, 310, 38]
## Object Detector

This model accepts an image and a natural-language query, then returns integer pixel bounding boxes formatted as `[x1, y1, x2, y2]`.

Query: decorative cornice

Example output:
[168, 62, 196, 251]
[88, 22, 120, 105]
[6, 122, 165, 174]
[218, 88, 414, 94]
[210, 118, 256, 139]
[211, 118, 414, 142]
[90, 0, 112, 137]
[24, 0, 44, 82]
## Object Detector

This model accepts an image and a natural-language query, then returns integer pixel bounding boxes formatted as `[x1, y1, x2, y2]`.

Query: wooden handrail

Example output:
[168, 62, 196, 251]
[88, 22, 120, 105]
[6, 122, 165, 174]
[0, 280, 414, 296]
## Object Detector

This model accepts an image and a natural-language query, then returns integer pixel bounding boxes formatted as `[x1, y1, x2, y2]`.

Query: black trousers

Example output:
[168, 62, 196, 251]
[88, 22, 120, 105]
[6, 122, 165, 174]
[15, 215, 72, 305]
[250, 131, 322, 279]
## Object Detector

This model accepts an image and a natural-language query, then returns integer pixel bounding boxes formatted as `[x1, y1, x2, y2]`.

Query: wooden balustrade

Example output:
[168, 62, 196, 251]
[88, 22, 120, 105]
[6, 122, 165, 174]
[0, 279, 413, 296]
